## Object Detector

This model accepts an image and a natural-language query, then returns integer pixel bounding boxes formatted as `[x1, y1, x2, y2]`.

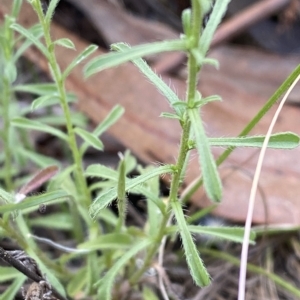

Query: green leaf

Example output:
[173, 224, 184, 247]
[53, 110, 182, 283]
[12, 0, 22, 17]
[63, 44, 98, 79]
[0, 275, 26, 300]
[140, 165, 163, 236]
[160, 112, 182, 120]
[81, 105, 124, 155]
[86, 164, 118, 180]
[199, 0, 231, 57]
[67, 267, 87, 296]
[17, 148, 59, 168]
[117, 157, 127, 229]
[117, 158, 126, 202]
[199, 94, 222, 106]
[188, 108, 222, 201]
[0, 188, 14, 204]
[96, 239, 152, 300]
[36, 112, 86, 127]
[45, 0, 60, 24]
[113, 43, 184, 117]
[209, 132, 300, 149]
[89, 165, 173, 218]
[31, 94, 59, 111]
[182, 8, 192, 37]
[167, 225, 256, 244]
[143, 287, 160, 300]
[4, 60, 17, 83]
[14, 24, 44, 61]
[29, 213, 73, 230]
[54, 38, 76, 49]
[30, 92, 77, 110]
[84, 39, 186, 77]
[78, 233, 132, 251]
[191, 48, 205, 66]
[171, 200, 210, 287]
[203, 58, 219, 69]
[11, 117, 68, 141]
[0, 267, 21, 282]
[75, 127, 104, 151]
[14, 83, 57, 95]
[0, 190, 69, 213]
[10, 23, 49, 58]
[93, 105, 124, 136]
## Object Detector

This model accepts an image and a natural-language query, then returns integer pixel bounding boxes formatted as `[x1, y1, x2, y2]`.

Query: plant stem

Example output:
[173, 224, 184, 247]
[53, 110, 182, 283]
[130, 0, 204, 285]
[129, 122, 191, 285]
[31, 2, 100, 293]
[32, 1, 99, 241]
[2, 78, 13, 190]
[1, 18, 15, 191]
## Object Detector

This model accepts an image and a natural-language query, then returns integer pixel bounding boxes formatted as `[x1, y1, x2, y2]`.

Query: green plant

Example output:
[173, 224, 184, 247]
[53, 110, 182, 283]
[0, 0, 299, 300]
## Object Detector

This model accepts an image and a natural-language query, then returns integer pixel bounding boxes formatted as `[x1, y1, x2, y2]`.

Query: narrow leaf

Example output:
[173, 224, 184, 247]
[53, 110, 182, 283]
[160, 112, 181, 120]
[0, 188, 14, 204]
[14, 83, 57, 95]
[93, 105, 124, 136]
[199, 0, 231, 56]
[54, 38, 76, 49]
[78, 233, 132, 251]
[209, 132, 300, 149]
[0, 267, 21, 282]
[113, 43, 183, 117]
[75, 127, 103, 151]
[167, 225, 256, 244]
[96, 239, 152, 300]
[181, 8, 192, 36]
[63, 44, 98, 79]
[0, 276, 26, 300]
[84, 39, 186, 77]
[12, 0, 22, 17]
[86, 164, 118, 180]
[172, 200, 210, 287]
[29, 213, 73, 230]
[67, 267, 87, 297]
[12, 117, 68, 141]
[31, 94, 60, 111]
[10, 23, 49, 58]
[14, 24, 44, 61]
[45, 0, 60, 24]
[117, 157, 127, 229]
[143, 287, 160, 300]
[0, 190, 69, 213]
[188, 108, 222, 201]
[81, 105, 124, 154]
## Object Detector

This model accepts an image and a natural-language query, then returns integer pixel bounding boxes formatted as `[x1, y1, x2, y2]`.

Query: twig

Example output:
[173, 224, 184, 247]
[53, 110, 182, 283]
[0, 247, 69, 300]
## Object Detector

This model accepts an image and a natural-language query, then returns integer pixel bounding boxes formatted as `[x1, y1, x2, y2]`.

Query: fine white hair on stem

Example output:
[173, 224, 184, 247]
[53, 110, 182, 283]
[238, 73, 300, 300]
